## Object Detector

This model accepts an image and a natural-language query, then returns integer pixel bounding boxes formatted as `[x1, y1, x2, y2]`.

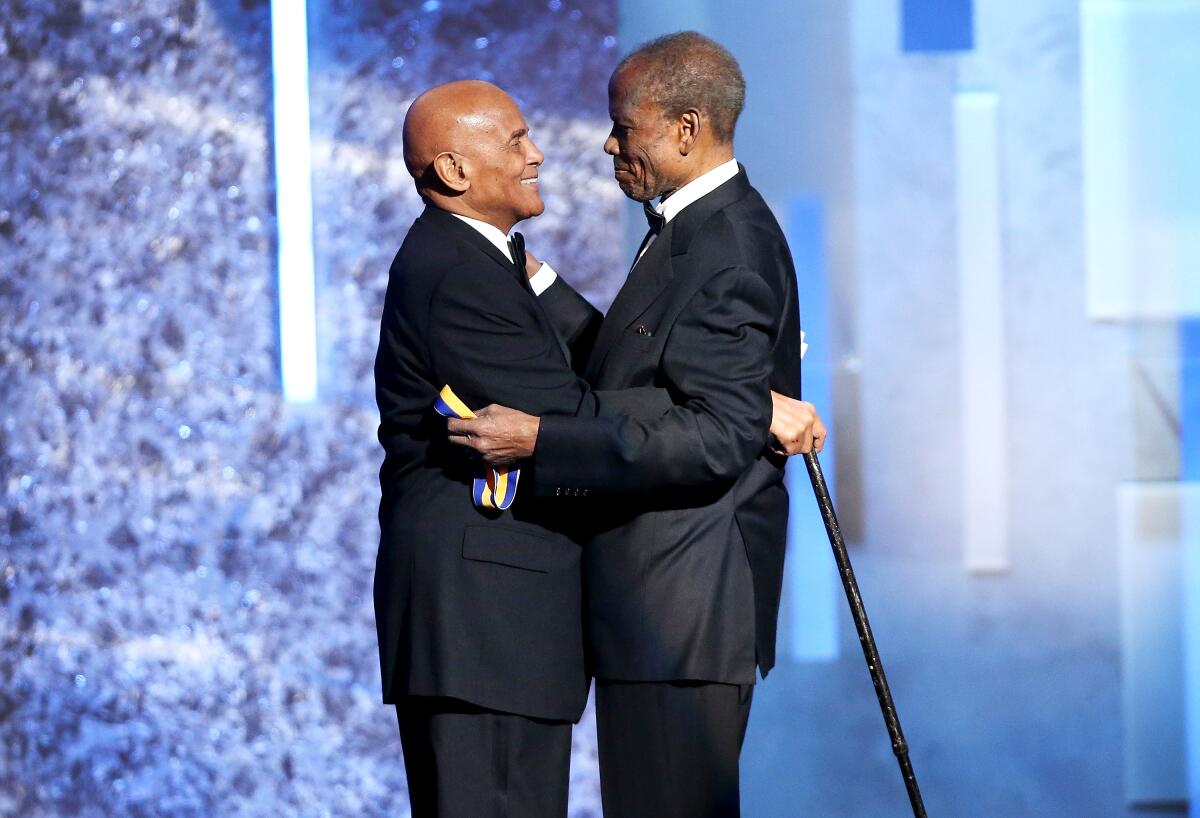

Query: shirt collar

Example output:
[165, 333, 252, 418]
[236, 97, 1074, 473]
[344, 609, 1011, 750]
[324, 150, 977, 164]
[450, 212, 513, 258]
[655, 158, 740, 224]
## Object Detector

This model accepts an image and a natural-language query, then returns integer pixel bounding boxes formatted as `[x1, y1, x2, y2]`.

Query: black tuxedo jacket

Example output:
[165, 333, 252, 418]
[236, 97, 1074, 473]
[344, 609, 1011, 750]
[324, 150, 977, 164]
[375, 206, 693, 720]
[534, 168, 803, 684]
[373, 205, 606, 721]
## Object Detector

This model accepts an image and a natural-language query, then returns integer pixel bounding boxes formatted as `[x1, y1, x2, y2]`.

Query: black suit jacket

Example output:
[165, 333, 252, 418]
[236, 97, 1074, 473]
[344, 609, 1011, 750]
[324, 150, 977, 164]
[534, 168, 803, 684]
[374, 205, 719, 719]
[373, 205, 607, 721]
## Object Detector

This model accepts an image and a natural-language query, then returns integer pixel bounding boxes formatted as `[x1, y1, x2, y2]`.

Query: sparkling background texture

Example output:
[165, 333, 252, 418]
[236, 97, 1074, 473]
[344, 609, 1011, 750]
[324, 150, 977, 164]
[0, 1, 620, 815]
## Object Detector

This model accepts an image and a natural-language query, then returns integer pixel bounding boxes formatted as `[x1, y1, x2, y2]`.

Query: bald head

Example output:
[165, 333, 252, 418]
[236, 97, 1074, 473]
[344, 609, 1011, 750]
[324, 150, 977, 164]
[403, 80, 506, 181]
[401, 80, 545, 231]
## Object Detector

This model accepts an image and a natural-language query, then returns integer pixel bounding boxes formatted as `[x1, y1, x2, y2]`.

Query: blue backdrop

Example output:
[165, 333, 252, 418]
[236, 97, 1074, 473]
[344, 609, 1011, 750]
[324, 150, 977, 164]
[3, 1, 1198, 816]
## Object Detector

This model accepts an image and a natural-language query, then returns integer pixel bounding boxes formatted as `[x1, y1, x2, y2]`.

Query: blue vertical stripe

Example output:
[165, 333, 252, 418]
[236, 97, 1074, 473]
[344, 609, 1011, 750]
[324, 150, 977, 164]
[1183, 319, 1200, 481]
[902, 0, 974, 53]
[1187, 484, 1200, 818]
[1184, 229, 1200, 818]
[783, 196, 839, 661]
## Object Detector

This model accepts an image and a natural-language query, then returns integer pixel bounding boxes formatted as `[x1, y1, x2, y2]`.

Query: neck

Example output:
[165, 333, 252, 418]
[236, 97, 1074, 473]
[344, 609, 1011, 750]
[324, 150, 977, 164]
[660, 146, 735, 201]
[429, 194, 514, 233]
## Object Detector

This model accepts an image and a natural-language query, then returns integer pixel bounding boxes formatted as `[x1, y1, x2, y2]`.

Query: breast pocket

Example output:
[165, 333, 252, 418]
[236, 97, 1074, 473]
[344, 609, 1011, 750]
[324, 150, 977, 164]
[607, 326, 664, 383]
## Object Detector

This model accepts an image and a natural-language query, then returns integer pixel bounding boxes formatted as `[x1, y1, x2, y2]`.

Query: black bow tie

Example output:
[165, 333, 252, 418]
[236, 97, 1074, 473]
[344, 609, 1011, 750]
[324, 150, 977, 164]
[643, 202, 666, 235]
[508, 231, 526, 278]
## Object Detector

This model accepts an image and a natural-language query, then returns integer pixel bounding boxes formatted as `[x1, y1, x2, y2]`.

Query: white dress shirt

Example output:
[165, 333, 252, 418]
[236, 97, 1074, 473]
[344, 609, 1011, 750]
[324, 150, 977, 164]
[636, 157, 740, 263]
[450, 213, 558, 295]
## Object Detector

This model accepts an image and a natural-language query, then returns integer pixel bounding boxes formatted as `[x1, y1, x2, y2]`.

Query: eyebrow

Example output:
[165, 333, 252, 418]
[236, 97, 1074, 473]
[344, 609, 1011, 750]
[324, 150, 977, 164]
[509, 128, 527, 141]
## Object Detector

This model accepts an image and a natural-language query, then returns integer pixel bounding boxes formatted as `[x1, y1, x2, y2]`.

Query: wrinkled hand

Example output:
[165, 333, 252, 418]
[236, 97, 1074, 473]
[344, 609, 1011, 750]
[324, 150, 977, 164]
[524, 249, 541, 279]
[447, 404, 541, 468]
[769, 391, 827, 456]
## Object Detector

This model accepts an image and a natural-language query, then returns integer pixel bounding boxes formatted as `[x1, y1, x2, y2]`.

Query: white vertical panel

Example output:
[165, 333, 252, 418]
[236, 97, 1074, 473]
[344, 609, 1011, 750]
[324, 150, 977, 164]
[955, 90, 1009, 574]
[1118, 483, 1186, 805]
[1081, 1, 1200, 320]
[271, 0, 319, 402]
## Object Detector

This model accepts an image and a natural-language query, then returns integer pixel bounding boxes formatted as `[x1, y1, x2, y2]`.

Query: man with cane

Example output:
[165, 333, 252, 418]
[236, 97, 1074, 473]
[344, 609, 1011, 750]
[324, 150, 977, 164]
[450, 32, 826, 817]
[455, 31, 926, 817]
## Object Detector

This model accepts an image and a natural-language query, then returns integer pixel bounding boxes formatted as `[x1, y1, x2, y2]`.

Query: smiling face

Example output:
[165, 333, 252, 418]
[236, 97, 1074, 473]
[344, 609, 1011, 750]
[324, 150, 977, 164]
[604, 66, 683, 203]
[404, 81, 546, 232]
[457, 91, 545, 231]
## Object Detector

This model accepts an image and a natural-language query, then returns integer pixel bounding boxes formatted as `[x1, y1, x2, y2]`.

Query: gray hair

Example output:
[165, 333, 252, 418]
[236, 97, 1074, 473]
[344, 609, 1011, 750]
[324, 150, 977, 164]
[616, 31, 746, 143]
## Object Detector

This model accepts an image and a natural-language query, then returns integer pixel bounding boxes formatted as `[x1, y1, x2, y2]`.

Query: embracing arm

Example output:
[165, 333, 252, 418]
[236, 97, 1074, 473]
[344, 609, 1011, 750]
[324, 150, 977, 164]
[427, 263, 598, 418]
[445, 265, 824, 481]
[533, 265, 775, 495]
[536, 271, 603, 374]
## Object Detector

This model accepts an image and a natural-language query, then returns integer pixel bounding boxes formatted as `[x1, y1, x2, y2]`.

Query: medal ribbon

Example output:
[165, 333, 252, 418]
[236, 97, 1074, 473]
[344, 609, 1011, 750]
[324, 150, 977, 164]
[433, 385, 520, 511]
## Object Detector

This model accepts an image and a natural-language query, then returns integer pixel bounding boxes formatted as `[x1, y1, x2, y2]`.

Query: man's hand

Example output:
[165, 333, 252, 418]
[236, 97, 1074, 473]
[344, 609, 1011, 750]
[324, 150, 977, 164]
[447, 404, 541, 468]
[524, 249, 541, 279]
[769, 391, 827, 456]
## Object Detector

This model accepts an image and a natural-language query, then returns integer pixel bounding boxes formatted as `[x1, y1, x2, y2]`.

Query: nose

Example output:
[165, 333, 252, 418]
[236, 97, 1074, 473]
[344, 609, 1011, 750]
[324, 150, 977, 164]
[526, 136, 544, 167]
[603, 134, 618, 156]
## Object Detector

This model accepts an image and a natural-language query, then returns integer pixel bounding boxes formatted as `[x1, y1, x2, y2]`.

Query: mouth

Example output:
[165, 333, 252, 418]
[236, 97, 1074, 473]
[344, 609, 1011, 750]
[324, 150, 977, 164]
[520, 177, 539, 187]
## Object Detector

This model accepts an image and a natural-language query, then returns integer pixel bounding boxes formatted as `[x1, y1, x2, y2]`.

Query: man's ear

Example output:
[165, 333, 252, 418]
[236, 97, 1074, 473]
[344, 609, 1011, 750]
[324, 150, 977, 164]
[432, 151, 471, 192]
[678, 109, 702, 156]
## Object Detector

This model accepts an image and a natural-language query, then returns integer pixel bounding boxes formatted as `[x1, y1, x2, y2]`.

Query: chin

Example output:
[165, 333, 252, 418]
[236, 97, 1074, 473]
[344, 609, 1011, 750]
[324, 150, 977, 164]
[518, 201, 545, 221]
[618, 181, 652, 203]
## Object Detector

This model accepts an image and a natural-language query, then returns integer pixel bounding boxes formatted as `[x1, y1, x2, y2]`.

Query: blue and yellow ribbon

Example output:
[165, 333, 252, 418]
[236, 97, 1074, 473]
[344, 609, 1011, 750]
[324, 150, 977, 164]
[434, 385, 520, 511]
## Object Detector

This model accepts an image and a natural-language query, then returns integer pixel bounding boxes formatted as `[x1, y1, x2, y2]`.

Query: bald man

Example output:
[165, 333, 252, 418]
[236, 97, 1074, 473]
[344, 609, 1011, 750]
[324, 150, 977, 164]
[373, 80, 604, 817]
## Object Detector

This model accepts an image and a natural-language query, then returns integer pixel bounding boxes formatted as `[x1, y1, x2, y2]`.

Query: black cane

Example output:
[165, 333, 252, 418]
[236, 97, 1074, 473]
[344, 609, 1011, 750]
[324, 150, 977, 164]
[802, 452, 927, 817]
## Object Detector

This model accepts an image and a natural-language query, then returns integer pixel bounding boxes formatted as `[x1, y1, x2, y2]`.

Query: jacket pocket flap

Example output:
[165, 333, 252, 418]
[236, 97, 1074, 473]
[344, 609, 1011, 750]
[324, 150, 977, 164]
[461, 525, 573, 573]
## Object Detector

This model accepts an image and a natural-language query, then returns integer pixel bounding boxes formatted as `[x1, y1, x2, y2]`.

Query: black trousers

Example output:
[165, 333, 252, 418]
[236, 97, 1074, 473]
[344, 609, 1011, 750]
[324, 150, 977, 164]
[595, 680, 754, 818]
[395, 697, 572, 818]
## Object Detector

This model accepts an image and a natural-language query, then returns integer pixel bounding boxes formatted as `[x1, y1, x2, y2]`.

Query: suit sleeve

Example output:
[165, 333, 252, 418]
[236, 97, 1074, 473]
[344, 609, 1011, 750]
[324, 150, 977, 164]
[538, 275, 603, 374]
[593, 387, 674, 422]
[427, 263, 600, 418]
[532, 265, 774, 494]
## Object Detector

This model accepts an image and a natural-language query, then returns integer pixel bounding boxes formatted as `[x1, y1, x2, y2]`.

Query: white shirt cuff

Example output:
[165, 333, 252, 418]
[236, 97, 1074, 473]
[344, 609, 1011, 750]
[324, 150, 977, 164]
[529, 262, 558, 296]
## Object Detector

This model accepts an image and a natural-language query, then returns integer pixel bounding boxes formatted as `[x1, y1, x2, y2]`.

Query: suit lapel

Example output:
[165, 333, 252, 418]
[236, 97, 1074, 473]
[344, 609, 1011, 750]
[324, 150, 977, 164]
[419, 206, 573, 366]
[585, 168, 754, 381]
[419, 206, 517, 274]
[585, 225, 676, 381]
[666, 166, 752, 258]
